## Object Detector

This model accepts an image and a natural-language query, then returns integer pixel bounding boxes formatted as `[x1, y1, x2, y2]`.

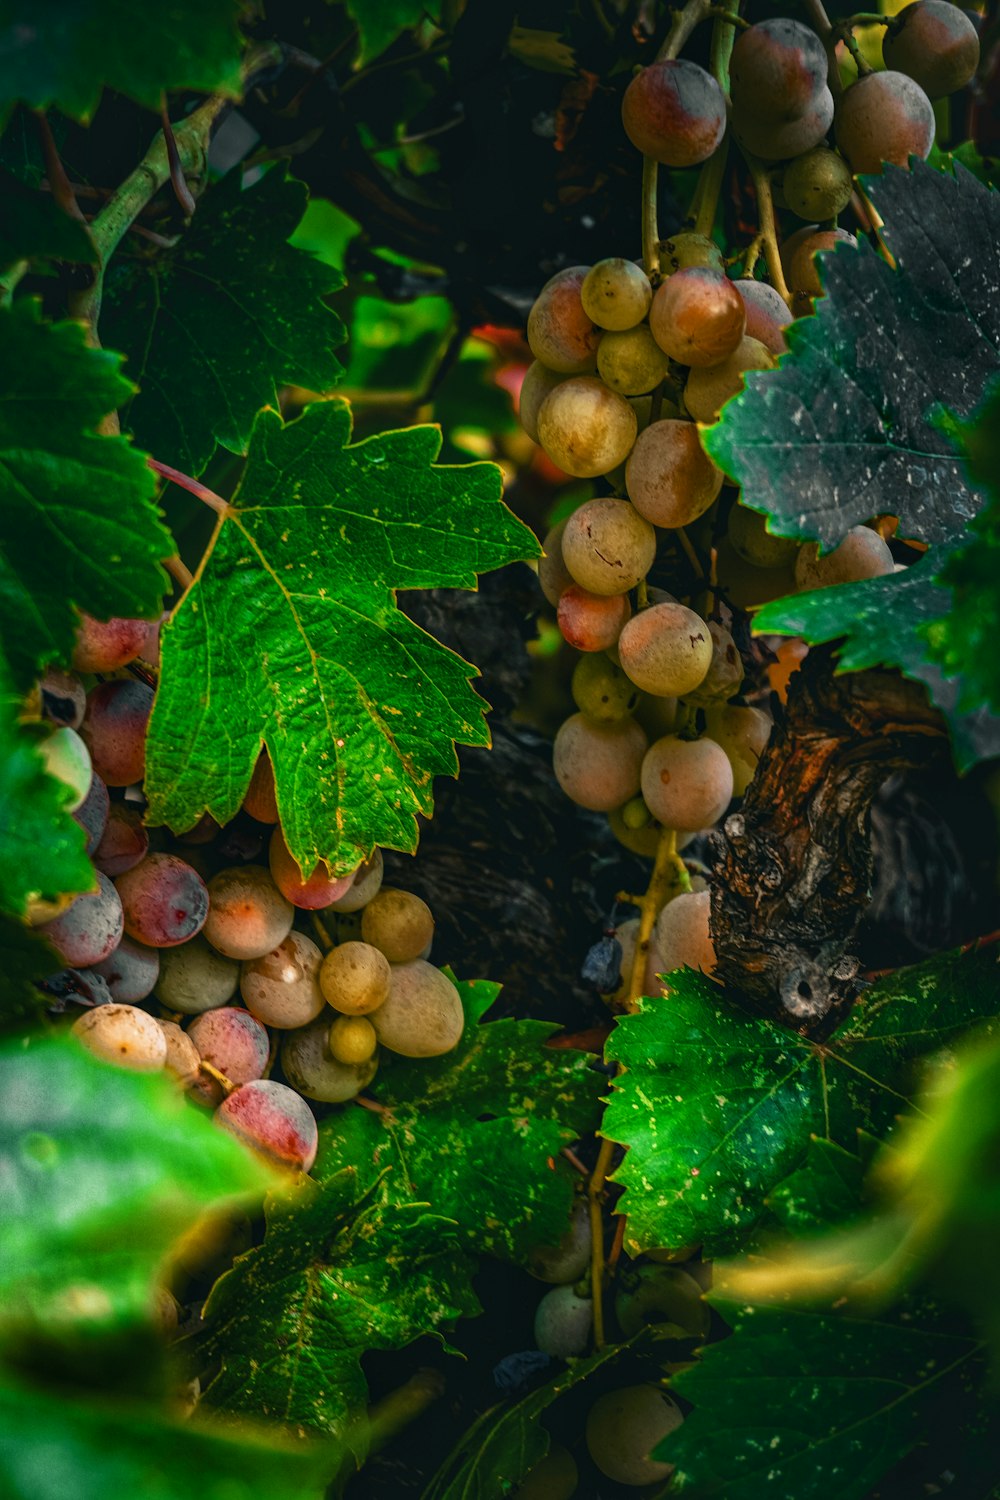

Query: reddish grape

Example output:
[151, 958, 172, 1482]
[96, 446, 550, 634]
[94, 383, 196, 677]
[72, 612, 149, 673]
[882, 0, 980, 98]
[93, 934, 160, 1002]
[527, 267, 600, 374]
[187, 1006, 270, 1106]
[783, 226, 857, 299]
[115, 852, 209, 948]
[243, 751, 279, 823]
[622, 59, 726, 167]
[216, 1079, 318, 1172]
[40, 870, 123, 967]
[625, 420, 723, 529]
[80, 678, 154, 787]
[557, 586, 631, 652]
[649, 269, 746, 368]
[730, 19, 829, 121]
[268, 826, 355, 910]
[94, 803, 148, 876]
[73, 772, 110, 856]
[733, 280, 793, 355]
[834, 71, 935, 175]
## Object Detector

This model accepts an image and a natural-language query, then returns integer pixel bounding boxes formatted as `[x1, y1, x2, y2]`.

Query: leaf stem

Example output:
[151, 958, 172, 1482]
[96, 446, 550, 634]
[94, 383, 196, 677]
[199, 1060, 235, 1095]
[148, 457, 229, 516]
[641, 156, 661, 279]
[160, 96, 197, 217]
[163, 554, 194, 592]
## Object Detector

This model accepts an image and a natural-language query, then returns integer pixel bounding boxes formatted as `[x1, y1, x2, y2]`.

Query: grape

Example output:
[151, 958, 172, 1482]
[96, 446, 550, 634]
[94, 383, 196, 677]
[157, 935, 240, 1014]
[528, 1198, 591, 1283]
[42, 967, 112, 1007]
[116, 853, 209, 948]
[74, 771, 110, 856]
[581, 258, 652, 331]
[834, 71, 935, 175]
[625, 419, 723, 530]
[40, 871, 123, 967]
[328, 1014, 378, 1065]
[882, 0, 980, 98]
[72, 613, 149, 673]
[617, 603, 712, 698]
[622, 59, 726, 167]
[94, 802, 148, 876]
[513, 1446, 578, 1500]
[536, 377, 638, 478]
[783, 145, 854, 221]
[216, 1079, 318, 1173]
[187, 1006, 270, 1105]
[204, 864, 294, 961]
[660, 231, 724, 274]
[39, 726, 92, 811]
[608, 802, 662, 857]
[614, 1263, 709, 1340]
[80, 678, 154, 787]
[649, 268, 745, 369]
[714, 536, 797, 609]
[635, 690, 678, 741]
[561, 498, 656, 597]
[557, 586, 631, 652]
[783, 226, 857, 299]
[641, 735, 734, 831]
[605, 915, 640, 1004]
[795, 526, 894, 589]
[158, 1019, 201, 1089]
[571, 654, 641, 722]
[519, 361, 566, 444]
[586, 1384, 682, 1485]
[685, 621, 744, 704]
[705, 702, 772, 796]
[240, 930, 325, 1029]
[553, 713, 647, 812]
[534, 1285, 593, 1358]
[651, 889, 717, 981]
[537, 520, 573, 608]
[93, 934, 160, 1002]
[684, 335, 775, 423]
[527, 266, 600, 374]
[329, 847, 384, 913]
[732, 280, 792, 356]
[370, 959, 464, 1058]
[732, 88, 834, 160]
[596, 326, 671, 396]
[320, 939, 391, 1014]
[360, 887, 435, 963]
[281, 1013, 378, 1103]
[268, 826, 355, 910]
[39, 667, 86, 729]
[72, 1003, 167, 1072]
[727, 502, 799, 569]
[242, 751, 279, 823]
[730, 19, 829, 121]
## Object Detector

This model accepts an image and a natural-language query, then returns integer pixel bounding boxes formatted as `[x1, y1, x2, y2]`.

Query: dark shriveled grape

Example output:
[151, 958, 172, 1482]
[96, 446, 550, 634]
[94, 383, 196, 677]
[882, 0, 980, 98]
[834, 71, 935, 175]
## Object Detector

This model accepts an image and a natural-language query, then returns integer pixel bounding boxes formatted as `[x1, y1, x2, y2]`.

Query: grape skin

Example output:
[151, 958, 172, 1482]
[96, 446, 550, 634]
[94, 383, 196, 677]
[527, 267, 600, 374]
[617, 603, 713, 698]
[73, 772, 110, 856]
[370, 960, 465, 1057]
[660, 231, 724, 274]
[714, 536, 797, 610]
[561, 498, 656, 597]
[834, 71, 935, 175]
[649, 268, 746, 369]
[242, 752, 279, 823]
[626, 420, 723, 529]
[597, 326, 671, 396]
[727, 502, 799, 569]
[80, 679, 154, 788]
[705, 702, 772, 797]
[39, 726, 92, 811]
[685, 620, 744, 704]
[94, 803, 148, 877]
[650, 890, 717, 985]
[188, 1006, 270, 1105]
[882, 0, 980, 98]
[328, 1014, 378, 1065]
[536, 377, 638, 478]
[203, 864, 294, 961]
[622, 59, 727, 167]
[72, 613, 149, 673]
[41, 870, 124, 967]
[240, 930, 326, 1029]
[581, 258, 652, 331]
[72, 1003, 167, 1073]
[536, 520, 574, 608]
[783, 226, 857, 299]
[571, 654, 641, 723]
[360, 887, 435, 963]
[732, 88, 834, 161]
[268, 826, 355, 910]
[519, 361, 566, 443]
[320, 940, 391, 1015]
[732, 280, 792, 356]
[157, 934, 240, 1014]
[527, 1197, 591, 1283]
[553, 713, 647, 812]
[586, 1384, 682, 1485]
[93, 934, 160, 1002]
[783, 146, 854, 222]
[795, 526, 895, 589]
[158, 1020, 202, 1089]
[534, 1284, 593, 1358]
[683, 335, 775, 423]
[557, 586, 631, 653]
[328, 847, 384, 913]
[116, 853, 209, 948]
[281, 1013, 379, 1102]
[641, 735, 734, 831]
[216, 1079, 318, 1173]
[730, 18, 829, 121]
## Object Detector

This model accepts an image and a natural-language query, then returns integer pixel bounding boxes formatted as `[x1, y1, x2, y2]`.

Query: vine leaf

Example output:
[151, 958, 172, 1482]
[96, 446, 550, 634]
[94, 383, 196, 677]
[0, 0, 244, 123]
[0, 169, 96, 270]
[0, 301, 170, 692]
[765, 1136, 869, 1235]
[103, 169, 346, 478]
[143, 402, 539, 876]
[0, 914, 58, 1029]
[601, 947, 1000, 1257]
[346, 1, 433, 64]
[703, 162, 1000, 549]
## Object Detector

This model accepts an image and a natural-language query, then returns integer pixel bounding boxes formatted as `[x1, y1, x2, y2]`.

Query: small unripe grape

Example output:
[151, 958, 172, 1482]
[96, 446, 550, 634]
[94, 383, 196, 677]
[93, 935, 160, 1002]
[618, 603, 712, 698]
[622, 59, 727, 166]
[586, 1384, 682, 1486]
[328, 848, 384, 913]
[783, 146, 854, 222]
[730, 18, 829, 121]
[537, 521, 573, 608]
[650, 268, 746, 369]
[527, 267, 600, 374]
[571, 654, 641, 722]
[728, 502, 799, 569]
[882, 0, 980, 98]
[328, 1014, 378, 1065]
[557, 586, 631, 653]
[361, 888, 434, 963]
[242, 752, 279, 823]
[834, 71, 935, 176]
[705, 702, 771, 796]
[783, 227, 857, 299]
[625, 419, 723, 529]
[641, 734, 734, 831]
[204, 865, 294, 961]
[72, 1003, 167, 1073]
[514, 1446, 578, 1500]
[534, 1285, 593, 1358]
[41, 871, 123, 967]
[158, 1020, 202, 1089]
[188, 1006, 270, 1106]
[240, 930, 325, 1029]
[39, 726, 92, 811]
[651, 890, 717, 980]
[73, 772, 110, 856]
[281, 1014, 378, 1103]
[608, 802, 663, 857]
[94, 803, 148, 877]
[268, 826, 355, 911]
[157, 934, 240, 1014]
[732, 88, 834, 161]
[72, 613, 149, 673]
[116, 853, 209, 948]
[597, 326, 671, 396]
[536, 377, 638, 478]
[39, 667, 86, 730]
[216, 1079, 318, 1173]
[660, 231, 723, 274]
[320, 940, 391, 1015]
[527, 1198, 591, 1283]
[370, 960, 464, 1058]
[561, 498, 656, 597]
[553, 712, 647, 812]
[581, 258, 652, 331]
[686, 620, 744, 703]
[519, 362, 566, 443]
[684, 336, 775, 423]
[80, 678, 153, 787]
[795, 526, 895, 590]
[733, 280, 792, 356]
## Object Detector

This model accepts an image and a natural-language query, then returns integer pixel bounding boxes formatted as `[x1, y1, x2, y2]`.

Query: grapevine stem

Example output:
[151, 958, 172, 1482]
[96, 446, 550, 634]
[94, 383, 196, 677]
[164, 554, 194, 592]
[199, 1060, 235, 1095]
[742, 155, 793, 306]
[675, 525, 703, 577]
[800, 0, 843, 95]
[160, 97, 197, 217]
[148, 457, 229, 515]
[693, 136, 729, 238]
[34, 111, 89, 227]
[641, 156, 661, 279]
[366, 1369, 446, 1456]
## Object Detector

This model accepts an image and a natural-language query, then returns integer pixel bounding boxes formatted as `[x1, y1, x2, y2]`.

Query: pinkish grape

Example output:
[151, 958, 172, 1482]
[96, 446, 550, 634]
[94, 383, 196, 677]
[268, 826, 355, 910]
[94, 803, 148, 876]
[187, 1006, 270, 1106]
[215, 1079, 318, 1172]
[80, 679, 154, 787]
[92, 934, 160, 1002]
[115, 853, 209, 948]
[72, 613, 149, 673]
[39, 871, 123, 967]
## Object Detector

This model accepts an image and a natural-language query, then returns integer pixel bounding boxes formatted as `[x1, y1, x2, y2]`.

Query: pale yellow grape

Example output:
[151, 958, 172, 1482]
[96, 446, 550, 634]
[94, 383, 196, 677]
[618, 603, 712, 697]
[728, 502, 799, 569]
[705, 702, 771, 796]
[72, 1004, 167, 1072]
[571, 654, 641, 722]
[527, 265, 600, 373]
[553, 713, 647, 812]
[608, 802, 662, 857]
[158, 1020, 202, 1088]
[537, 520, 574, 607]
[157, 934, 240, 1014]
[684, 336, 775, 423]
[328, 847, 383, 912]
[660, 231, 723, 273]
[240, 930, 325, 1029]
[281, 1014, 378, 1102]
[328, 1014, 377, 1065]
[795, 526, 894, 590]
[641, 734, 734, 831]
[536, 377, 638, 478]
[561, 498, 656, 597]
[626, 419, 723, 529]
[520, 361, 566, 443]
[370, 960, 464, 1058]
[586, 1385, 682, 1486]
[597, 325, 671, 396]
[783, 146, 854, 222]
[361, 887, 434, 963]
[582, 258, 653, 330]
[320, 939, 391, 1015]
[685, 621, 744, 703]
[652, 890, 717, 981]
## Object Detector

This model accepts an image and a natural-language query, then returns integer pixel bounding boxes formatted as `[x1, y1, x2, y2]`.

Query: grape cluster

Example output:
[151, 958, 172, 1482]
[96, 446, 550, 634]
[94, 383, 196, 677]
[30, 613, 460, 1172]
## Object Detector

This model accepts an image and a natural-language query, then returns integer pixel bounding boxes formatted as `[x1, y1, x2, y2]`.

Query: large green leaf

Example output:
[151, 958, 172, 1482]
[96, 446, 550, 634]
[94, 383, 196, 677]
[0, 0, 244, 123]
[659, 1297, 986, 1499]
[765, 1136, 868, 1235]
[0, 301, 170, 691]
[315, 976, 601, 1262]
[103, 169, 346, 477]
[0, 169, 95, 271]
[0, 915, 58, 1028]
[602, 946, 1000, 1257]
[144, 401, 539, 875]
[703, 162, 1000, 549]
[347, 1, 433, 64]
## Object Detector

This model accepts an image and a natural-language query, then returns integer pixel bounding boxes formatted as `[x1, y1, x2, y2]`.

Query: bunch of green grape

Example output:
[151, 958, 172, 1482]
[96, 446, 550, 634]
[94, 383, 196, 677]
[28, 613, 462, 1174]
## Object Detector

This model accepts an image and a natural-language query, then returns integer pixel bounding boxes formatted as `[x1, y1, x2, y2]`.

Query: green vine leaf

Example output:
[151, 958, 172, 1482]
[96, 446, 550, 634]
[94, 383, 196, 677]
[0, 0, 245, 123]
[766, 1136, 869, 1235]
[346, 1, 434, 65]
[144, 402, 539, 876]
[602, 947, 1000, 1258]
[0, 301, 170, 692]
[703, 162, 1000, 549]
[102, 169, 346, 477]
[0, 169, 96, 271]
[0, 915, 58, 1029]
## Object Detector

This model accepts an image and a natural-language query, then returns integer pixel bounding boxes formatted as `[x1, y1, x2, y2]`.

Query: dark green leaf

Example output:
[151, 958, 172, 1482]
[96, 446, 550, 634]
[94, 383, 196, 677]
[346, 0, 432, 65]
[144, 402, 539, 875]
[703, 162, 1000, 548]
[103, 169, 346, 477]
[340, 294, 456, 399]
[602, 946, 1000, 1257]
[766, 1137, 867, 1234]
[0, 914, 58, 1028]
[0, 170, 96, 271]
[929, 139, 1000, 189]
